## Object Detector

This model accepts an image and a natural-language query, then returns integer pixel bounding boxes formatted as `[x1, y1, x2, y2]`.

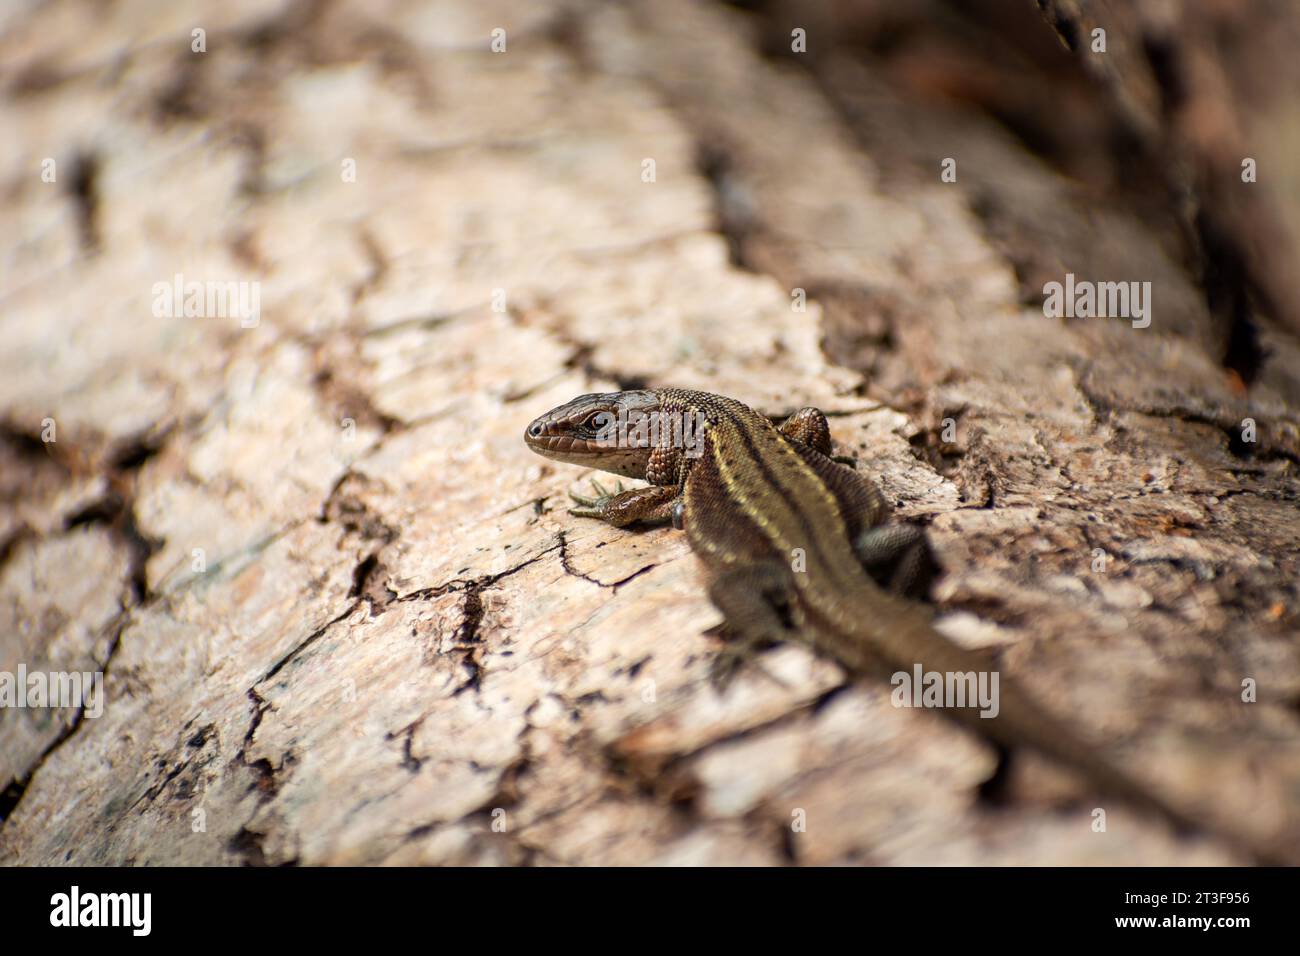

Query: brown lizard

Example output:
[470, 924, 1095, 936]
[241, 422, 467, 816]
[524, 386, 1276, 862]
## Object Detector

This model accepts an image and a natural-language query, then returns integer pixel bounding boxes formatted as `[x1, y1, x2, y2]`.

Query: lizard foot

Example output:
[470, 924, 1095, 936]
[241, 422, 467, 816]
[708, 635, 788, 693]
[568, 478, 625, 517]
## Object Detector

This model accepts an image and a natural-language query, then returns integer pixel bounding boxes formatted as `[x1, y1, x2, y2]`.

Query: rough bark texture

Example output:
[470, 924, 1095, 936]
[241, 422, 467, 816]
[1, 0, 1298, 865]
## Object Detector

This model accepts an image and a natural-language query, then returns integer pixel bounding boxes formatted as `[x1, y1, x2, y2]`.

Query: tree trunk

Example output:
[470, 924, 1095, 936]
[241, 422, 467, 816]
[2, 0, 1298, 865]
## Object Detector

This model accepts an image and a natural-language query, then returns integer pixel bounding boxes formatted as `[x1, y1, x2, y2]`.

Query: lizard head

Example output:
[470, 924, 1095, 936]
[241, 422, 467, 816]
[524, 390, 663, 479]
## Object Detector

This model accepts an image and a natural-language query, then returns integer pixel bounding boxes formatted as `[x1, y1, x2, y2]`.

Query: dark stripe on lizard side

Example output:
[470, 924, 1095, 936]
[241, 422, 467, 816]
[711, 415, 859, 584]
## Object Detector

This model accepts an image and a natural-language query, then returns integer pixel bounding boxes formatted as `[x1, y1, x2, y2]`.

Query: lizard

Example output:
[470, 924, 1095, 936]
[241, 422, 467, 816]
[523, 386, 1276, 863]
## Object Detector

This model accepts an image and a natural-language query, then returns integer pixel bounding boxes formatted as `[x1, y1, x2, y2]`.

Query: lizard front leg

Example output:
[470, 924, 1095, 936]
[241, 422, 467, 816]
[568, 481, 680, 527]
[779, 406, 834, 456]
[780, 405, 859, 466]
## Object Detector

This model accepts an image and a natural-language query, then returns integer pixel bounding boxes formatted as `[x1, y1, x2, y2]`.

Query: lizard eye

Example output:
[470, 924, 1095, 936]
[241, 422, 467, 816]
[583, 412, 607, 430]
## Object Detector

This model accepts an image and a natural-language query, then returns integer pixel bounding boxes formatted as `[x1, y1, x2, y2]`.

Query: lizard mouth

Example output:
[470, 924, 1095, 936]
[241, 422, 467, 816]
[523, 390, 662, 476]
[523, 418, 607, 463]
[523, 416, 653, 479]
[524, 418, 574, 452]
[524, 427, 591, 456]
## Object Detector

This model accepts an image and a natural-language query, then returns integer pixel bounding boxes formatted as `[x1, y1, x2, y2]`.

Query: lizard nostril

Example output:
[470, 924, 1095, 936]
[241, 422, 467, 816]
[528, 422, 543, 438]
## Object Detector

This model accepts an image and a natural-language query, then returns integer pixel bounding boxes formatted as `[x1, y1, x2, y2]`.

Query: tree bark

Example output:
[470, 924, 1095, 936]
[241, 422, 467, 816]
[1, 0, 1297, 865]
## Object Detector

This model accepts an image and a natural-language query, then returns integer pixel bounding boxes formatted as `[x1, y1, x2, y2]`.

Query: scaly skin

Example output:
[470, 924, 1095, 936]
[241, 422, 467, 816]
[525, 386, 1278, 863]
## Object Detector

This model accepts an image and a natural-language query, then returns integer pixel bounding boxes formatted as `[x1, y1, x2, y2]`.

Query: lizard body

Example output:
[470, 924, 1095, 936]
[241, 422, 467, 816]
[524, 386, 1262, 859]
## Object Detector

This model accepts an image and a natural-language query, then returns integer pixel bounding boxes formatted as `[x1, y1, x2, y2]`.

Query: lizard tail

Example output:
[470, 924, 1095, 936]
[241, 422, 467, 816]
[826, 588, 1292, 865]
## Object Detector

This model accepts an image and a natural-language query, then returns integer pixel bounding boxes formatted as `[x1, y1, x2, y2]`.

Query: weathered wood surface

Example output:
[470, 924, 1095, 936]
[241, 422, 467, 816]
[1, 0, 1298, 865]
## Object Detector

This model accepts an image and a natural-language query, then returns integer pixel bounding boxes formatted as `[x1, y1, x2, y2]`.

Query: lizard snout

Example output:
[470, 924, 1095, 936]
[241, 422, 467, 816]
[524, 415, 563, 455]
